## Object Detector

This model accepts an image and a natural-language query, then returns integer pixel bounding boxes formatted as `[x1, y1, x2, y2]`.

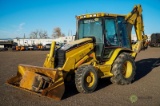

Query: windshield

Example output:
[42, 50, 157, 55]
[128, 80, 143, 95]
[78, 18, 103, 43]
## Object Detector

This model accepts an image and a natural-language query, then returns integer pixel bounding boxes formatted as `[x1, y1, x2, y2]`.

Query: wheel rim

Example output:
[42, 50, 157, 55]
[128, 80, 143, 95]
[122, 61, 133, 78]
[85, 72, 95, 87]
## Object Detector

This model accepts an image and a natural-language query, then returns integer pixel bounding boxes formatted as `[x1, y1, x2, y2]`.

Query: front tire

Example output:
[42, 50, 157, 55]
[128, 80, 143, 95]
[110, 53, 136, 85]
[75, 65, 98, 93]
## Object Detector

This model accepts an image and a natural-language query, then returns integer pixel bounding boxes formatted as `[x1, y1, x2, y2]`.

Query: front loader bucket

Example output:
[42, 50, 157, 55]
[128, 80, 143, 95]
[6, 64, 65, 101]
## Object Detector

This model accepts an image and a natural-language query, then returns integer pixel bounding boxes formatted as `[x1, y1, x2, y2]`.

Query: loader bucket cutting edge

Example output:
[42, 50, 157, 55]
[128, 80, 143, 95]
[6, 64, 65, 101]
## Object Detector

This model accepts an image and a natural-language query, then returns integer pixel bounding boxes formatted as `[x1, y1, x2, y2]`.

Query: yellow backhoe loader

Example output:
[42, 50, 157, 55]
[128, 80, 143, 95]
[7, 4, 148, 101]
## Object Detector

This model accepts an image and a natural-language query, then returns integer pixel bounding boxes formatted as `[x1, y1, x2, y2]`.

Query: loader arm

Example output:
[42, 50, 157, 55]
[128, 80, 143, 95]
[125, 5, 148, 52]
[43, 41, 56, 68]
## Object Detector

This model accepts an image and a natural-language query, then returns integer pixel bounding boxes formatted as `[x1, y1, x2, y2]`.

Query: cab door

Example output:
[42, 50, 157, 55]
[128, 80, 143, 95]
[104, 18, 119, 46]
[117, 17, 131, 49]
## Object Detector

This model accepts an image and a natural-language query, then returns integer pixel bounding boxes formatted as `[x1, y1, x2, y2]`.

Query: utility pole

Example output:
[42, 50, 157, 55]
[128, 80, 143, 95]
[24, 33, 26, 39]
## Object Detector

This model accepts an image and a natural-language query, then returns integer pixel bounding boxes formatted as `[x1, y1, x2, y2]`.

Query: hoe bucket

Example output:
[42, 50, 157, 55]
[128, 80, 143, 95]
[6, 64, 65, 101]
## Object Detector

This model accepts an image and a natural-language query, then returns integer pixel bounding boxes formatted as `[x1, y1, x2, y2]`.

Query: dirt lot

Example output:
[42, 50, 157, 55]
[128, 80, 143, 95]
[0, 47, 160, 106]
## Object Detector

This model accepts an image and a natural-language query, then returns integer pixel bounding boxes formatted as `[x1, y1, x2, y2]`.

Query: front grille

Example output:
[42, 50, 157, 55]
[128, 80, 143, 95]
[55, 49, 66, 68]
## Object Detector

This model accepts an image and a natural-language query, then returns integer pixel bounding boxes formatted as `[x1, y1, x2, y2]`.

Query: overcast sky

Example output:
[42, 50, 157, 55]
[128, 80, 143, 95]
[0, 0, 160, 38]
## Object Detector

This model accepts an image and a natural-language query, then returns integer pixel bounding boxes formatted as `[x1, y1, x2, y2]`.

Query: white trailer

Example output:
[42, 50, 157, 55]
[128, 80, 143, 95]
[12, 36, 75, 50]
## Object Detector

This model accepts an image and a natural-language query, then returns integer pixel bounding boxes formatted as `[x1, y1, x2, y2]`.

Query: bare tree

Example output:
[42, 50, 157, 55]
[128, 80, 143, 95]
[52, 27, 65, 38]
[39, 30, 48, 38]
[30, 30, 39, 39]
[30, 30, 48, 39]
[61, 33, 65, 37]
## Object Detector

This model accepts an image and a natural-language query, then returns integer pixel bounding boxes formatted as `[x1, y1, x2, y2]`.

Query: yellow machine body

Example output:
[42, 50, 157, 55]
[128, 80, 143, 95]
[7, 4, 147, 101]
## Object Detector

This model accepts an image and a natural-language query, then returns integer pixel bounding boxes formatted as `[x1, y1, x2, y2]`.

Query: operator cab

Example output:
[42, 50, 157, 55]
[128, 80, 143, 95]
[77, 13, 131, 61]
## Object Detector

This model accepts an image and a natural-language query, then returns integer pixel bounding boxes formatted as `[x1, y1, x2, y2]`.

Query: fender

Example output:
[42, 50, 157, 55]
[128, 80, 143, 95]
[105, 48, 137, 65]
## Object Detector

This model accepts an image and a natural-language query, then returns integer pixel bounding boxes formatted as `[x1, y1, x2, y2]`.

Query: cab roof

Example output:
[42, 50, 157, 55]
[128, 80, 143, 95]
[76, 12, 125, 19]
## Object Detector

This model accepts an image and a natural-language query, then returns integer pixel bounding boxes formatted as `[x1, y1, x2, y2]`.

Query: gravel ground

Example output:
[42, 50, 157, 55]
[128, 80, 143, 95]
[0, 47, 160, 106]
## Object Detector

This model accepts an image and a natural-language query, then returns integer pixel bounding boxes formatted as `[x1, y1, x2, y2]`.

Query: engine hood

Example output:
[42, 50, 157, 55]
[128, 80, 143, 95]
[60, 38, 93, 51]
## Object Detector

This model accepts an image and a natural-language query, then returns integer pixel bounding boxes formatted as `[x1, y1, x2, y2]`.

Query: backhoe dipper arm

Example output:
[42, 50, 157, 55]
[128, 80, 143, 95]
[125, 5, 147, 52]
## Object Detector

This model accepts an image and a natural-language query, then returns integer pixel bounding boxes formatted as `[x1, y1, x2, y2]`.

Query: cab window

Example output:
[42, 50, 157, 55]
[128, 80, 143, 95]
[105, 18, 118, 46]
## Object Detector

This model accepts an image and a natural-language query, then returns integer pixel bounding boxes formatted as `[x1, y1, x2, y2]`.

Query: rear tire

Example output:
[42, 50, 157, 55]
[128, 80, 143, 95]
[110, 53, 136, 85]
[75, 65, 98, 93]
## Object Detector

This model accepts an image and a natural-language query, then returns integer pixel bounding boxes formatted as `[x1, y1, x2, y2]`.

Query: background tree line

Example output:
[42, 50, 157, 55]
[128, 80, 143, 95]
[29, 27, 65, 39]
